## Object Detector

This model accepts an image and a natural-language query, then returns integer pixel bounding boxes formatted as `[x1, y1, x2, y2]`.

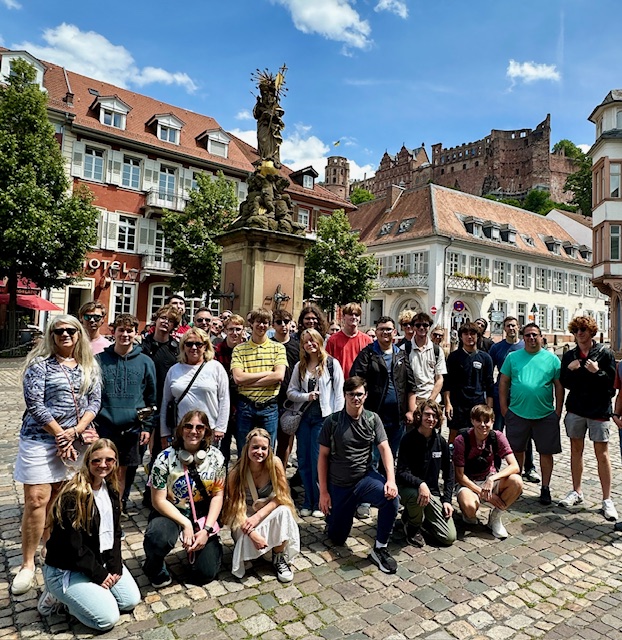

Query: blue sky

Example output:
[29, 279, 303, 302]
[1, 0, 619, 180]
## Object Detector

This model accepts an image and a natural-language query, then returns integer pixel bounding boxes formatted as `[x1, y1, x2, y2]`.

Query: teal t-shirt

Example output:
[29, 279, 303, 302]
[500, 348, 561, 420]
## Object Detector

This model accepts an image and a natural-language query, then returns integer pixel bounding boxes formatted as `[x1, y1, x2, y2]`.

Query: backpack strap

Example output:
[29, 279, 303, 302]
[327, 356, 334, 385]
[433, 342, 440, 360]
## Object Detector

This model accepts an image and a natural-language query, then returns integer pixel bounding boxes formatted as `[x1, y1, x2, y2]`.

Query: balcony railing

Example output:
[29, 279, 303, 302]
[142, 253, 172, 273]
[375, 273, 429, 290]
[145, 189, 188, 213]
[446, 274, 490, 293]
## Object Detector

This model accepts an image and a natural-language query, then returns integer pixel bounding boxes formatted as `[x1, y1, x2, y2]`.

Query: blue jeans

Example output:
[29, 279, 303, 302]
[297, 406, 323, 510]
[327, 469, 399, 545]
[236, 398, 279, 455]
[42, 563, 140, 631]
[371, 417, 404, 470]
[143, 515, 222, 584]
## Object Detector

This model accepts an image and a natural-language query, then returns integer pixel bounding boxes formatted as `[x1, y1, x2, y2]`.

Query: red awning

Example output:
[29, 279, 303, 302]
[0, 294, 62, 311]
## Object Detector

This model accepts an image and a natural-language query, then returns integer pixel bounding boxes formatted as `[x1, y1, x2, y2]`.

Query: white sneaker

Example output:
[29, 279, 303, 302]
[487, 508, 508, 539]
[311, 510, 325, 518]
[603, 498, 618, 521]
[299, 508, 312, 517]
[11, 567, 35, 595]
[558, 490, 584, 508]
[272, 552, 294, 583]
[37, 590, 62, 616]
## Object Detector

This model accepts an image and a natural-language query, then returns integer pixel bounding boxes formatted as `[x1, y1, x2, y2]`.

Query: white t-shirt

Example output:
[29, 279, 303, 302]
[93, 481, 114, 552]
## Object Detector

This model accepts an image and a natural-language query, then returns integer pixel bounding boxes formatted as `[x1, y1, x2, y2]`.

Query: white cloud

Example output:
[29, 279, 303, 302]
[235, 109, 253, 121]
[271, 0, 372, 51]
[14, 23, 197, 92]
[1, 0, 21, 9]
[348, 160, 375, 181]
[374, 0, 408, 19]
[577, 144, 591, 154]
[506, 59, 561, 85]
[229, 128, 258, 148]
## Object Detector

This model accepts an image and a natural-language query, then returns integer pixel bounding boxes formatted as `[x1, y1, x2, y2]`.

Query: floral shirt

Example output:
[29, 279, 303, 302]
[21, 357, 101, 443]
[150, 446, 225, 519]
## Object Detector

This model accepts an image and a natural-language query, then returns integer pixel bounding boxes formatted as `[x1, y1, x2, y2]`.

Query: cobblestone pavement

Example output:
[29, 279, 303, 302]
[2, 357, 622, 640]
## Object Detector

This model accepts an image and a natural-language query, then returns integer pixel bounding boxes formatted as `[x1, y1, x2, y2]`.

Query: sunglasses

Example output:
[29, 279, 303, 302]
[523, 333, 540, 338]
[346, 392, 366, 399]
[274, 319, 289, 325]
[194, 317, 211, 323]
[414, 323, 430, 329]
[183, 423, 206, 432]
[574, 327, 589, 333]
[432, 334, 443, 339]
[401, 322, 414, 328]
[83, 314, 103, 322]
[53, 327, 78, 336]
[185, 341, 205, 348]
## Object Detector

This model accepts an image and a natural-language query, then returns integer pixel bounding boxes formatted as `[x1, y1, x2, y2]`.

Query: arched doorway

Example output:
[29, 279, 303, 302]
[392, 296, 424, 320]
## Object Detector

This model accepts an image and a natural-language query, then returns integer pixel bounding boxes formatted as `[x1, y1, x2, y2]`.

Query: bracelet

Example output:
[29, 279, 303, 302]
[613, 414, 620, 419]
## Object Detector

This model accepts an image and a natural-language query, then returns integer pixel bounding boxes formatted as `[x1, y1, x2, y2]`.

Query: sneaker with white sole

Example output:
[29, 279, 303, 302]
[37, 590, 62, 616]
[11, 567, 35, 595]
[603, 498, 618, 521]
[299, 508, 312, 517]
[311, 510, 325, 518]
[487, 508, 508, 539]
[368, 546, 398, 574]
[272, 552, 294, 583]
[356, 504, 371, 519]
[558, 490, 584, 508]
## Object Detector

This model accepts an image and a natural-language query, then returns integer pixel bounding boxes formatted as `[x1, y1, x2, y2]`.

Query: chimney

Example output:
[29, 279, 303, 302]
[386, 183, 404, 209]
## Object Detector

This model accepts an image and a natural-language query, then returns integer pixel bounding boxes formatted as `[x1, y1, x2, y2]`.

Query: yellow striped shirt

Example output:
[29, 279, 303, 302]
[231, 339, 287, 402]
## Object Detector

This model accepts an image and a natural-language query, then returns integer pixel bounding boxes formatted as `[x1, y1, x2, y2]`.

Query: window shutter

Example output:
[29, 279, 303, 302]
[493, 260, 499, 281]
[96, 208, 107, 248]
[404, 253, 412, 273]
[546, 269, 552, 291]
[238, 181, 248, 202]
[506, 262, 512, 286]
[183, 168, 194, 194]
[382, 256, 390, 276]
[104, 211, 120, 250]
[422, 251, 429, 275]
[460, 254, 467, 273]
[484, 258, 490, 277]
[563, 273, 568, 294]
[71, 141, 85, 177]
[143, 159, 158, 191]
[108, 151, 123, 185]
[527, 266, 533, 289]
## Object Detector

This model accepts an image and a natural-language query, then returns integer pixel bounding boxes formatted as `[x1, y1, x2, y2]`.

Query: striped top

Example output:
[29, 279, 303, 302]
[231, 339, 287, 402]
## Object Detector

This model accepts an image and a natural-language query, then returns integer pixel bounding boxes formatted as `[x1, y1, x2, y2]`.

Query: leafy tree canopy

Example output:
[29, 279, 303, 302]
[564, 154, 593, 216]
[0, 58, 99, 345]
[552, 139, 585, 159]
[350, 187, 374, 205]
[304, 209, 377, 310]
[161, 171, 238, 298]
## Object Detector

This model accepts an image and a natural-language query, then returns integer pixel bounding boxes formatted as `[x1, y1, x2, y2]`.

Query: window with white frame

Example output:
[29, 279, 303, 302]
[149, 284, 171, 320]
[303, 175, 314, 189]
[538, 304, 549, 331]
[159, 166, 176, 202]
[122, 156, 141, 189]
[517, 302, 527, 328]
[611, 224, 621, 260]
[112, 282, 137, 319]
[493, 260, 510, 285]
[298, 207, 310, 229]
[611, 163, 621, 198]
[553, 307, 566, 331]
[469, 256, 488, 277]
[395, 254, 408, 273]
[569, 274, 582, 295]
[585, 278, 597, 297]
[535, 267, 550, 291]
[446, 252, 461, 275]
[102, 109, 124, 129]
[514, 264, 529, 288]
[159, 125, 179, 144]
[84, 147, 104, 181]
[552, 270, 567, 293]
[186, 297, 207, 323]
[117, 215, 137, 251]
[208, 138, 227, 158]
[412, 251, 429, 275]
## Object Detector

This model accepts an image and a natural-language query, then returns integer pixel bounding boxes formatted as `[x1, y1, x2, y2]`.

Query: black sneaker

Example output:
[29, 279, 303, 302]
[368, 546, 397, 574]
[539, 486, 552, 506]
[150, 566, 172, 589]
[403, 521, 425, 547]
[121, 500, 129, 518]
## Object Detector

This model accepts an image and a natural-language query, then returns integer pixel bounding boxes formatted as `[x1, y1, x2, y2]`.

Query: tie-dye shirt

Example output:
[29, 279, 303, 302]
[150, 446, 225, 519]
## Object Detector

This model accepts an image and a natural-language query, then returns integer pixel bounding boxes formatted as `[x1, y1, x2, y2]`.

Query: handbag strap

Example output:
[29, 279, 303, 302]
[177, 362, 206, 405]
[187, 460, 212, 505]
[183, 467, 199, 524]
[246, 468, 260, 502]
[57, 360, 81, 424]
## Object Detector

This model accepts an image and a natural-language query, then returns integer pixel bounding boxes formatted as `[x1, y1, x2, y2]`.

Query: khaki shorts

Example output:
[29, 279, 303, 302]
[565, 412, 610, 443]
[456, 477, 500, 501]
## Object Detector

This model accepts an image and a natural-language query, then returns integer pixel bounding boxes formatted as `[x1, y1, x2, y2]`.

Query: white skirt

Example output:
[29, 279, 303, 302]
[14, 437, 83, 485]
[231, 505, 300, 578]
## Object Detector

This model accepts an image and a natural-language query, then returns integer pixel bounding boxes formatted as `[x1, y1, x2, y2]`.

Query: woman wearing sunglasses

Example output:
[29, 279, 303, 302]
[38, 439, 140, 629]
[160, 329, 230, 450]
[144, 411, 225, 587]
[12, 315, 101, 596]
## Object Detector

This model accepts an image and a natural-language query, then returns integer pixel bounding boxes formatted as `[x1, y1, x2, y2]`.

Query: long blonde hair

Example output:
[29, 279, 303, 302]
[178, 328, 215, 363]
[23, 314, 99, 395]
[222, 428, 295, 529]
[298, 328, 328, 381]
[48, 438, 120, 535]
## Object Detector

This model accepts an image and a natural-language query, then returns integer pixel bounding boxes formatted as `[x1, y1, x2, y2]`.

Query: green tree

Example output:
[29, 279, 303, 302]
[350, 187, 374, 205]
[304, 209, 377, 309]
[161, 171, 238, 298]
[564, 154, 593, 216]
[552, 139, 584, 159]
[523, 189, 555, 215]
[0, 58, 99, 347]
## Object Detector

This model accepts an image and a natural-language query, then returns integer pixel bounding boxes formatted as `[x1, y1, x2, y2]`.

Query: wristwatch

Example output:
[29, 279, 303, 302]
[204, 525, 214, 534]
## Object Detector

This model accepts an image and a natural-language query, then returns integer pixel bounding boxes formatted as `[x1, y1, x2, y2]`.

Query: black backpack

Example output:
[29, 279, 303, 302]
[458, 428, 499, 476]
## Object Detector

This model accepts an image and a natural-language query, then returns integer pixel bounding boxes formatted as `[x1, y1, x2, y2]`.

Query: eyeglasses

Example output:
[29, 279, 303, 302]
[422, 412, 438, 420]
[53, 327, 78, 336]
[83, 314, 103, 322]
[346, 392, 366, 399]
[185, 341, 205, 348]
[523, 333, 540, 339]
[90, 457, 116, 466]
[183, 423, 206, 432]
[226, 326, 244, 333]
[194, 317, 211, 323]
[377, 327, 394, 333]
[414, 323, 430, 329]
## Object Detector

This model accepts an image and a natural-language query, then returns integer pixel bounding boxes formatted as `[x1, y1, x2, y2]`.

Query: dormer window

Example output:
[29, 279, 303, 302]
[500, 223, 517, 243]
[463, 216, 484, 238]
[521, 234, 535, 247]
[147, 113, 184, 146]
[563, 242, 578, 258]
[303, 175, 314, 189]
[289, 166, 319, 190]
[92, 96, 131, 131]
[543, 235, 562, 255]
[578, 245, 592, 261]
[483, 221, 501, 241]
[378, 222, 396, 237]
[0, 51, 46, 90]
[196, 129, 230, 158]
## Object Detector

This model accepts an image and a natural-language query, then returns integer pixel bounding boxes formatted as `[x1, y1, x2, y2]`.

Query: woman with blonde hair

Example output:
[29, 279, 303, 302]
[287, 328, 344, 517]
[160, 328, 229, 448]
[223, 428, 299, 582]
[38, 438, 140, 630]
[12, 315, 101, 596]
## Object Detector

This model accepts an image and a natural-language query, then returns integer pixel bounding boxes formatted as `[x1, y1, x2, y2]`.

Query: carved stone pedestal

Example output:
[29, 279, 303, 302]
[218, 227, 314, 319]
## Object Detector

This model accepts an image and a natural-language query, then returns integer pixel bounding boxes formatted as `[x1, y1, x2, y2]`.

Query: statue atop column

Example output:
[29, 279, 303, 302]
[232, 66, 306, 235]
